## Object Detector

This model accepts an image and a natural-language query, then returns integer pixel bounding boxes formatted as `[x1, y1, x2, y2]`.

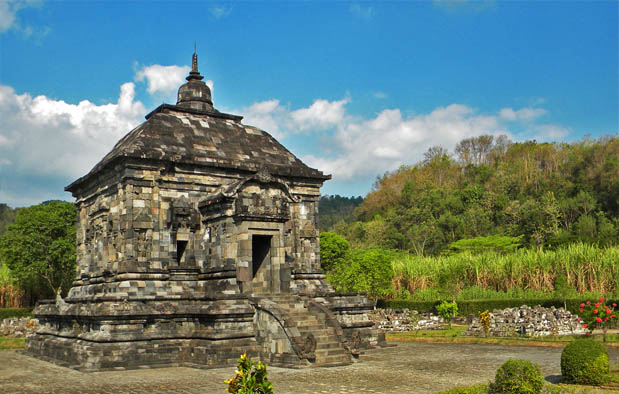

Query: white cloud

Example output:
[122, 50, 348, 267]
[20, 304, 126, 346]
[303, 104, 506, 180]
[135, 64, 191, 95]
[235, 96, 568, 185]
[0, 0, 48, 38]
[0, 67, 572, 206]
[291, 99, 349, 131]
[499, 107, 546, 121]
[374, 92, 387, 99]
[239, 97, 350, 139]
[349, 3, 374, 20]
[0, 83, 145, 186]
[209, 4, 233, 19]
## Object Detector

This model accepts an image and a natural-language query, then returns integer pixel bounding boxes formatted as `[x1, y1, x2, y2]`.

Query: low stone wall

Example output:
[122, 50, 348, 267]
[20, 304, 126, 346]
[369, 309, 445, 331]
[1, 317, 39, 337]
[463, 305, 586, 337]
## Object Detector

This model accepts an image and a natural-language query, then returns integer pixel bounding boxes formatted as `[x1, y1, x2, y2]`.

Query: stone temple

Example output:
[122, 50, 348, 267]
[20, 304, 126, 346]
[26, 52, 385, 371]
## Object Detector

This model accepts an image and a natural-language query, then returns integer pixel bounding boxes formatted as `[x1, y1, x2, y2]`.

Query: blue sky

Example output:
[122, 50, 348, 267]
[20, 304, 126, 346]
[0, 0, 617, 207]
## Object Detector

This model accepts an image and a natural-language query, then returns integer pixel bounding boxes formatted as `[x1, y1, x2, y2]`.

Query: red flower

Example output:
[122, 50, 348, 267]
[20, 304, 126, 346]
[583, 323, 588, 328]
[579, 308, 584, 313]
[595, 303, 600, 308]
[576, 317, 581, 321]
[607, 309, 612, 315]
[586, 301, 591, 305]
[612, 315, 616, 318]
[586, 332, 590, 336]
[593, 309, 598, 314]
[595, 317, 602, 323]
[600, 297, 604, 302]
[604, 317, 609, 321]
[580, 303, 585, 308]
[613, 303, 617, 307]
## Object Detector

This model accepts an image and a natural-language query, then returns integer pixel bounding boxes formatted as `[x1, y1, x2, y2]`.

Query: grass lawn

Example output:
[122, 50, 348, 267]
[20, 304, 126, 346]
[0, 337, 25, 350]
[386, 324, 619, 347]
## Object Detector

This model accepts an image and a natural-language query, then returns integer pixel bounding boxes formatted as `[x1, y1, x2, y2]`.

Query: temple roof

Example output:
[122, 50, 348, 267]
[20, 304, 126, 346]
[66, 53, 329, 193]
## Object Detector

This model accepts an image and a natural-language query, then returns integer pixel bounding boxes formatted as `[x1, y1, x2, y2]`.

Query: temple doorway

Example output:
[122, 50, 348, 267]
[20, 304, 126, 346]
[251, 235, 272, 293]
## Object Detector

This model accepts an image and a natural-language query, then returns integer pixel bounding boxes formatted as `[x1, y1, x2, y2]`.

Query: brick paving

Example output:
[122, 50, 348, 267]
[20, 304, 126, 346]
[2, 342, 618, 393]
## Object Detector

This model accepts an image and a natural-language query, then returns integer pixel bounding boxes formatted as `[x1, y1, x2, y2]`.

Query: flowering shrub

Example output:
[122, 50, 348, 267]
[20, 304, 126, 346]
[576, 297, 617, 339]
[224, 353, 273, 394]
[479, 310, 491, 337]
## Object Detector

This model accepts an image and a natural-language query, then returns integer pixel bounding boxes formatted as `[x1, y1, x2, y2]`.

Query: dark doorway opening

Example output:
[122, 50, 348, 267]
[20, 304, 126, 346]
[252, 235, 271, 278]
[177, 240, 188, 264]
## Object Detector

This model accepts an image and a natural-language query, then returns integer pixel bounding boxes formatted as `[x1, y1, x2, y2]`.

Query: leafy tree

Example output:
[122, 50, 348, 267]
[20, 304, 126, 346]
[326, 248, 395, 303]
[319, 232, 351, 272]
[0, 201, 76, 302]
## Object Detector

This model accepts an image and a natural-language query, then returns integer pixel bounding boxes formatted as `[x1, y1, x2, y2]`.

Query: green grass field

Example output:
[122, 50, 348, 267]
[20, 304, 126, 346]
[386, 324, 619, 347]
[0, 337, 25, 350]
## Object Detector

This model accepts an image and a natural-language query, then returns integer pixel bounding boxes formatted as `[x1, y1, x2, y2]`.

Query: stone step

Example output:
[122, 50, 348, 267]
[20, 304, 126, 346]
[316, 341, 343, 350]
[313, 353, 352, 367]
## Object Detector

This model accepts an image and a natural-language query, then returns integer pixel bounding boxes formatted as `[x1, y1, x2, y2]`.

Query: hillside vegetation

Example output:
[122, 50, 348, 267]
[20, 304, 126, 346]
[322, 135, 618, 301]
[331, 135, 617, 255]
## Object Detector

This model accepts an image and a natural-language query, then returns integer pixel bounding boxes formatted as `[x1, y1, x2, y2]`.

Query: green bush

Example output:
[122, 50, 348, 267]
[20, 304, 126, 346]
[436, 300, 458, 328]
[326, 247, 395, 301]
[489, 359, 544, 394]
[560, 339, 609, 385]
[0, 308, 33, 320]
[439, 383, 489, 394]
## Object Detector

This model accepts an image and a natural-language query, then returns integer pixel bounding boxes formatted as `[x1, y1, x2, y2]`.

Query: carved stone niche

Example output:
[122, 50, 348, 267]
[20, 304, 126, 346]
[199, 170, 298, 224]
[169, 196, 200, 231]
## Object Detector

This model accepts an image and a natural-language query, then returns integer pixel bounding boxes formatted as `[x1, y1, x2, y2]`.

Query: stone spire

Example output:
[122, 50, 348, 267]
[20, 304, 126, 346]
[186, 47, 204, 82]
[177, 48, 213, 111]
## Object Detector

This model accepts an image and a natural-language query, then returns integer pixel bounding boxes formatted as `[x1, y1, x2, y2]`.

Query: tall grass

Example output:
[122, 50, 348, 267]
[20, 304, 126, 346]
[0, 264, 24, 308]
[391, 243, 618, 300]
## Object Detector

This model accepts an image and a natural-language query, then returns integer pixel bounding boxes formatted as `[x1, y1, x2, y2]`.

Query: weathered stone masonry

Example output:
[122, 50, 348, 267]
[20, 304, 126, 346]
[26, 52, 385, 371]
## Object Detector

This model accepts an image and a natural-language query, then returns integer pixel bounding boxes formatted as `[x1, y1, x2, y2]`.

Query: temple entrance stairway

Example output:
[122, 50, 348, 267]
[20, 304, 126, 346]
[249, 293, 353, 368]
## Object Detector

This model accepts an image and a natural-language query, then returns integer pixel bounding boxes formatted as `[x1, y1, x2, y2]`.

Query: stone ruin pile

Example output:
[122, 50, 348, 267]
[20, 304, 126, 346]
[369, 309, 445, 331]
[1, 317, 39, 337]
[464, 305, 586, 337]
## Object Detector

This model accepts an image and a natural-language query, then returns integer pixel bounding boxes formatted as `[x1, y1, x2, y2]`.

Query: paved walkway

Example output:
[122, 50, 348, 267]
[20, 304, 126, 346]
[1, 342, 617, 393]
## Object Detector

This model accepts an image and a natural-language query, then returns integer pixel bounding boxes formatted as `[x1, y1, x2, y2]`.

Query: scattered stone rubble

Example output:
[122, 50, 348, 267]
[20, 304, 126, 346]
[1, 317, 39, 337]
[369, 309, 445, 331]
[463, 305, 586, 337]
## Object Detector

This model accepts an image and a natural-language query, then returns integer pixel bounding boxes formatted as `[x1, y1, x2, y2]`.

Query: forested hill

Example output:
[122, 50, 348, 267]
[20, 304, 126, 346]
[332, 135, 618, 255]
[318, 195, 364, 231]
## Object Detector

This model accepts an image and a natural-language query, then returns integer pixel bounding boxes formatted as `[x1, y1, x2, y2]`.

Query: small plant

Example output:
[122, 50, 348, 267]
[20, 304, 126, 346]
[479, 310, 491, 337]
[576, 297, 617, 341]
[489, 359, 544, 394]
[560, 339, 610, 386]
[552, 274, 573, 310]
[436, 300, 458, 329]
[224, 352, 274, 394]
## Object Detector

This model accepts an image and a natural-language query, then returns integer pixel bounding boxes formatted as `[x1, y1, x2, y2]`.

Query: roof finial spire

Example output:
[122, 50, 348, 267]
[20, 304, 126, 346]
[186, 44, 204, 82]
[192, 42, 198, 73]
